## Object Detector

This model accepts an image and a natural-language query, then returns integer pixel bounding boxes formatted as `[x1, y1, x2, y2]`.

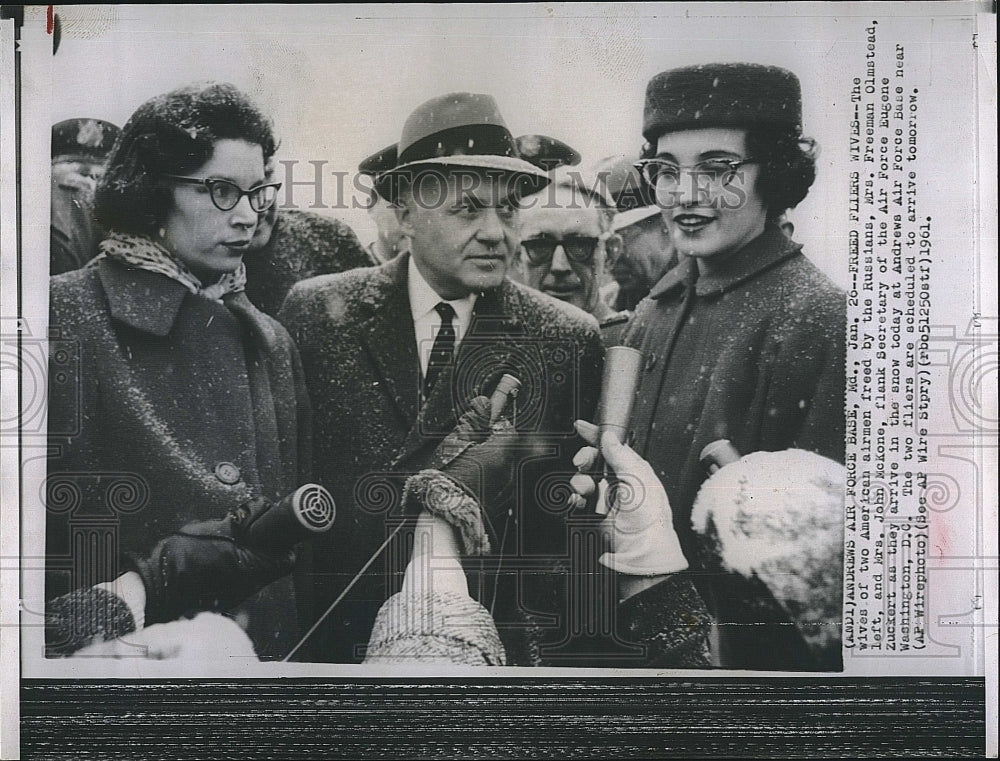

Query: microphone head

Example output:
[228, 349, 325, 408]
[290, 483, 336, 533]
[699, 439, 741, 475]
[489, 373, 522, 424]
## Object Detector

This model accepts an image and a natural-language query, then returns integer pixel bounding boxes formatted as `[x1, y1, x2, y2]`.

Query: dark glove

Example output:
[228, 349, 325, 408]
[437, 396, 521, 523]
[130, 497, 296, 626]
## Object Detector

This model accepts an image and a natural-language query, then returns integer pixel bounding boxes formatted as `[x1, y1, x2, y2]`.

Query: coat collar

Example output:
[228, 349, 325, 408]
[648, 224, 801, 300]
[97, 257, 191, 337]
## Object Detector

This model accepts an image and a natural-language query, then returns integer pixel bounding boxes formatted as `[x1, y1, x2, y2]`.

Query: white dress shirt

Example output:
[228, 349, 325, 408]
[408, 256, 477, 378]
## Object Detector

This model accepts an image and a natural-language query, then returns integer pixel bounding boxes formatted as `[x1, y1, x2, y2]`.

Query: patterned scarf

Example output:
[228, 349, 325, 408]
[95, 231, 247, 301]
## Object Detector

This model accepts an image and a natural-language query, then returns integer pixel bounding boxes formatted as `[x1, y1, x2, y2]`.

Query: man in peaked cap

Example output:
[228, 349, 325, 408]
[280, 92, 709, 666]
[594, 155, 680, 313]
[50, 118, 120, 274]
[572, 63, 846, 671]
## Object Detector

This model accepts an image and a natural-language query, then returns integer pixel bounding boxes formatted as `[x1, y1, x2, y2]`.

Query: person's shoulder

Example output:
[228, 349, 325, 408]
[501, 279, 601, 340]
[50, 263, 103, 309]
[277, 209, 362, 244]
[274, 209, 375, 267]
[279, 262, 386, 325]
[778, 252, 846, 317]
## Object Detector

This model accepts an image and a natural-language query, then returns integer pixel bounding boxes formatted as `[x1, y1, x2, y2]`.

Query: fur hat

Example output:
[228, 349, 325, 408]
[643, 63, 802, 143]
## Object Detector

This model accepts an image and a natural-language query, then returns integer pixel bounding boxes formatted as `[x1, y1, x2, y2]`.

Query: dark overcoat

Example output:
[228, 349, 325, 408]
[46, 258, 311, 657]
[281, 254, 712, 667]
[624, 224, 847, 670]
[279, 253, 601, 663]
[243, 209, 376, 317]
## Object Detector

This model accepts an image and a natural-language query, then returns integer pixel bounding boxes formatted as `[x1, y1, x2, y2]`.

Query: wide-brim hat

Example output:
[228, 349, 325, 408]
[361, 133, 577, 202]
[515, 134, 581, 172]
[51, 118, 120, 163]
[364, 92, 550, 202]
[643, 63, 803, 143]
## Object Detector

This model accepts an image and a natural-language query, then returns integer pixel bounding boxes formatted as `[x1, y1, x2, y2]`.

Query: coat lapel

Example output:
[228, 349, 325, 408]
[357, 255, 421, 430]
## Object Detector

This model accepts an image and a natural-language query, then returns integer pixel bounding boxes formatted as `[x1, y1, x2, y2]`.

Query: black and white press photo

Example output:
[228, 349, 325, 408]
[4, 3, 992, 700]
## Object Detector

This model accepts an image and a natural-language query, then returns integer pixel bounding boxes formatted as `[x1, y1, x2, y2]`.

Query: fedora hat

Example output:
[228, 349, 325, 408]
[366, 92, 550, 201]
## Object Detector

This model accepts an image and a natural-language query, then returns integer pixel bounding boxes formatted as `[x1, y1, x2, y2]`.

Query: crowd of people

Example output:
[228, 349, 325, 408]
[44, 62, 847, 671]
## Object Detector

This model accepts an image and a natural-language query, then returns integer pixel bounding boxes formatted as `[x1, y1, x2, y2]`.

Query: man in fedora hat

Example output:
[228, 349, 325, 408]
[280, 92, 709, 666]
[593, 155, 679, 313]
[572, 63, 846, 670]
[358, 143, 407, 264]
[279, 92, 599, 664]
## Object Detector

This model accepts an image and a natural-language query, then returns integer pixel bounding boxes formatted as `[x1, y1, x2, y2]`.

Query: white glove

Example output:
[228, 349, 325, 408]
[570, 421, 689, 576]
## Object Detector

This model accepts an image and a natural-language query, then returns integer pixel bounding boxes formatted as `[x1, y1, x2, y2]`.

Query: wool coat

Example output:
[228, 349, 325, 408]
[623, 223, 847, 670]
[279, 253, 711, 667]
[46, 258, 311, 658]
[243, 209, 376, 317]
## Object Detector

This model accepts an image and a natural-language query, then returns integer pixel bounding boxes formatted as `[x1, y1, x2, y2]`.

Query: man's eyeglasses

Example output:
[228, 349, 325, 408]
[521, 236, 600, 266]
[164, 175, 283, 213]
[634, 158, 758, 189]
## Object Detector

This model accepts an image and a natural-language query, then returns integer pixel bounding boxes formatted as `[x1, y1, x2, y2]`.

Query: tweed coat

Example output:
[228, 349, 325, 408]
[46, 258, 311, 657]
[243, 209, 376, 317]
[624, 224, 846, 670]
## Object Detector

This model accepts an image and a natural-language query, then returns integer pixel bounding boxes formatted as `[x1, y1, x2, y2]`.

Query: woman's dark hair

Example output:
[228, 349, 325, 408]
[638, 125, 818, 222]
[94, 82, 277, 236]
[744, 125, 818, 221]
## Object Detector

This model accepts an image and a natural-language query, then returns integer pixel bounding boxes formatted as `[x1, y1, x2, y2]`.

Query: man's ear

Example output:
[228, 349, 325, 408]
[510, 248, 526, 276]
[395, 198, 414, 238]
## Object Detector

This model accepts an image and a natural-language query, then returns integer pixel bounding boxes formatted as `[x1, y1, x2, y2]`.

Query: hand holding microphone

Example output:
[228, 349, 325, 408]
[46, 484, 337, 652]
[134, 484, 335, 625]
[568, 346, 688, 576]
[433, 374, 526, 525]
[568, 346, 644, 514]
[571, 426, 688, 576]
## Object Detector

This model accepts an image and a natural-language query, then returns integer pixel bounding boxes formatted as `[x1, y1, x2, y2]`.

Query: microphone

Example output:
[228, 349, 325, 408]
[489, 373, 522, 424]
[237, 483, 336, 555]
[596, 346, 644, 446]
[590, 346, 644, 513]
[699, 439, 742, 475]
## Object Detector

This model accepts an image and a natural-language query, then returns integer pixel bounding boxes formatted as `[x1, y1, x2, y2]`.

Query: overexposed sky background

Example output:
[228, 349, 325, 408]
[42, 3, 976, 286]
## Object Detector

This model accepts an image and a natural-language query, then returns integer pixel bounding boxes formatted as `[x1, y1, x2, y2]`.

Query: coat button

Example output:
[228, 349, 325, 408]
[214, 462, 241, 485]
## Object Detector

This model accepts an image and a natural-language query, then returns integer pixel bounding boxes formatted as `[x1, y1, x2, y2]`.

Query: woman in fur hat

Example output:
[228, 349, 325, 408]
[572, 63, 846, 671]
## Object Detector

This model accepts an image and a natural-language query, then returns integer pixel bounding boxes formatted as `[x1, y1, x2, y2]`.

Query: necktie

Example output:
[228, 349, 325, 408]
[423, 301, 456, 397]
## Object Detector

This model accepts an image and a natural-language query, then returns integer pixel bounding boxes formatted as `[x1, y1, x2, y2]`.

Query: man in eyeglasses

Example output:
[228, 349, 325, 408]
[514, 167, 629, 344]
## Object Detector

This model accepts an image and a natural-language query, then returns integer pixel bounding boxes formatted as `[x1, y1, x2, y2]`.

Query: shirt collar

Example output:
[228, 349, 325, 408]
[407, 255, 477, 325]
